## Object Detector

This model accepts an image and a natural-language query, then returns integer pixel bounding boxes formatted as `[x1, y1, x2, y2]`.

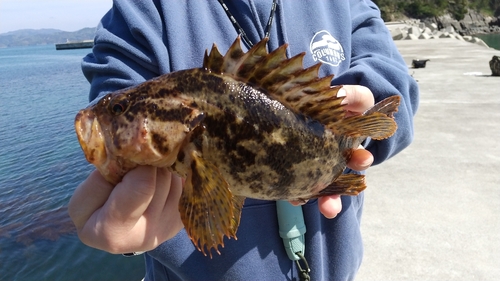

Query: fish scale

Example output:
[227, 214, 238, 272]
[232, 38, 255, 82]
[75, 36, 400, 257]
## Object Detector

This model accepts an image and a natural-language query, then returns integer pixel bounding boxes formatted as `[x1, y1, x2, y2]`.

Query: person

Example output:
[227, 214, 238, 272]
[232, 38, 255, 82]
[68, 1, 419, 280]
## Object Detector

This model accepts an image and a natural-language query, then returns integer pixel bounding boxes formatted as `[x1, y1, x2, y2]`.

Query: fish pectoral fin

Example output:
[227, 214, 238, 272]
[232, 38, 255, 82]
[313, 174, 366, 197]
[179, 151, 244, 257]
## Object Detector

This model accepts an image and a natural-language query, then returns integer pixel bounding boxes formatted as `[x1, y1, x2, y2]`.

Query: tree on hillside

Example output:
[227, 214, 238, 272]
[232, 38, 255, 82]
[405, 0, 448, 18]
[372, 0, 500, 21]
[449, 0, 470, 20]
[492, 0, 500, 16]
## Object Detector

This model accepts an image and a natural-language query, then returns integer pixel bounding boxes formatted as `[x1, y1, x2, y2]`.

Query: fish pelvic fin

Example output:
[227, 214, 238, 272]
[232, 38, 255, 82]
[179, 149, 245, 257]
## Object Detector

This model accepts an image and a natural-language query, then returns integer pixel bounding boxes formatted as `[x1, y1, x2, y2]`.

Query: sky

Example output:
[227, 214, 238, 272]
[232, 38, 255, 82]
[0, 0, 113, 34]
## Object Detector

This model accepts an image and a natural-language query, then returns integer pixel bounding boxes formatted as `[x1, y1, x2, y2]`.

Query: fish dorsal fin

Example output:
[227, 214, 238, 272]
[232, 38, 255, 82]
[204, 37, 271, 77]
[203, 37, 400, 141]
[203, 36, 346, 126]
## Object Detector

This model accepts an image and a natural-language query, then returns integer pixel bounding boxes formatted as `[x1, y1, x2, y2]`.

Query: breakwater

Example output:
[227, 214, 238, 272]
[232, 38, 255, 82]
[55, 39, 94, 50]
[386, 20, 491, 49]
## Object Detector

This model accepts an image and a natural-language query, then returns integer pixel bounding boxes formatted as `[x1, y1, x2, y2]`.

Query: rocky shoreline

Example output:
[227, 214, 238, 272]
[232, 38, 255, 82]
[386, 10, 500, 76]
[387, 20, 490, 48]
[387, 10, 499, 47]
[433, 10, 500, 35]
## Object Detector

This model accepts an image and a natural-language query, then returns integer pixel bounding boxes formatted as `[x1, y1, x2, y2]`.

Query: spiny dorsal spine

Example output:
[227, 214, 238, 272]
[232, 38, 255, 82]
[203, 36, 346, 127]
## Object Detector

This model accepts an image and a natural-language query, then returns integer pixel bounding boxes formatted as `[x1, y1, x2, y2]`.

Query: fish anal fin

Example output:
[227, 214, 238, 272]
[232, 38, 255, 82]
[313, 174, 366, 197]
[179, 151, 243, 257]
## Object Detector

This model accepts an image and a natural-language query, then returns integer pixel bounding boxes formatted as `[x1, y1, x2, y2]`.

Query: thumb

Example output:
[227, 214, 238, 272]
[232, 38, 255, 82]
[337, 85, 375, 115]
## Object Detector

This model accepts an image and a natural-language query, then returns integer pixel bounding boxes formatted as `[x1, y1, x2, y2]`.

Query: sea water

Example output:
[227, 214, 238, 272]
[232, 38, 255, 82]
[0, 45, 144, 281]
[475, 32, 500, 50]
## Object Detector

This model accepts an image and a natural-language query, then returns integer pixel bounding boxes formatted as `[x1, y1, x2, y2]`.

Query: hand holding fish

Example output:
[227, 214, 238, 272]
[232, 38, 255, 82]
[69, 166, 184, 254]
[68, 85, 376, 254]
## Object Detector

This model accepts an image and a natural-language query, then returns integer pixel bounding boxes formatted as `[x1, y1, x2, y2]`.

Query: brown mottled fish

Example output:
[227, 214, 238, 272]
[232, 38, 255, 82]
[75, 37, 400, 256]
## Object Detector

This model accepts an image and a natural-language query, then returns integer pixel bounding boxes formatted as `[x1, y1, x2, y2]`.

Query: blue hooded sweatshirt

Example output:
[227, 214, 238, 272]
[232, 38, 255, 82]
[81, 1, 419, 280]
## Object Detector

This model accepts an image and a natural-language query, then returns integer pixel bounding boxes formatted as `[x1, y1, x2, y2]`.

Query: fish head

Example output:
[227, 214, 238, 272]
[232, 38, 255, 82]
[75, 82, 202, 184]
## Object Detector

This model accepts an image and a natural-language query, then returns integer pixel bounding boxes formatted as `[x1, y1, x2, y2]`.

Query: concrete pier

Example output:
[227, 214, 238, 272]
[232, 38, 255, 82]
[55, 40, 93, 50]
[357, 39, 500, 280]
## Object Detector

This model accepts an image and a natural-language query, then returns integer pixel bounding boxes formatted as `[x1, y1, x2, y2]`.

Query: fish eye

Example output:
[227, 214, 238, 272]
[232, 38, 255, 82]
[112, 103, 124, 114]
[110, 99, 129, 115]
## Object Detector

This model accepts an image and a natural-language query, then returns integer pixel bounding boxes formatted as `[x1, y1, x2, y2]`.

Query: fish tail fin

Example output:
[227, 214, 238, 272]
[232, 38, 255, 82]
[329, 95, 401, 140]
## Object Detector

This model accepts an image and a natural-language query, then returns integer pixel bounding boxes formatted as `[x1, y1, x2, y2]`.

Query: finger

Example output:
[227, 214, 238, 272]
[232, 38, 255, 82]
[68, 170, 114, 231]
[318, 195, 342, 219]
[139, 168, 184, 250]
[347, 146, 374, 172]
[288, 199, 308, 206]
[103, 165, 158, 226]
[145, 167, 173, 217]
[154, 171, 184, 243]
[163, 172, 183, 215]
[337, 85, 375, 114]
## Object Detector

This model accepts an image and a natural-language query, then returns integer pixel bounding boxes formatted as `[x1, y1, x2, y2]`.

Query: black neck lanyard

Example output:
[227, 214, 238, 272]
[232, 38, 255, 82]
[217, 0, 278, 47]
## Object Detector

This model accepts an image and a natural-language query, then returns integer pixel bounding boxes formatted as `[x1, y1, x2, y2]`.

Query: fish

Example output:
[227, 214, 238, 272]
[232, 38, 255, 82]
[75, 37, 400, 256]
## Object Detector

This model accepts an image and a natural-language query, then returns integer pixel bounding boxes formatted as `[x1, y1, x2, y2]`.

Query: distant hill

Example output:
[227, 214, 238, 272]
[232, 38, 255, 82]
[0, 28, 96, 48]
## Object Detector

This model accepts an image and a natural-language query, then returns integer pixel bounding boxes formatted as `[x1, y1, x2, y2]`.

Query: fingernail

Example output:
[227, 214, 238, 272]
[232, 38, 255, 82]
[360, 157, 374, 169]
[337, 88, 348, 105]
[337, 88, 347, 98]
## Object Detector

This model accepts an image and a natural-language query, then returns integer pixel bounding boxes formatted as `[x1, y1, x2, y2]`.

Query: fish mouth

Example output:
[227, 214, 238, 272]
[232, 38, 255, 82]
[74, 109, 107, 166]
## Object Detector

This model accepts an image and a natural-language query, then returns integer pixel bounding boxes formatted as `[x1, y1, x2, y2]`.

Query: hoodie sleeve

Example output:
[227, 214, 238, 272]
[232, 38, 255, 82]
[331, 0, 419, 166]
[81, 0, 169, 102]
